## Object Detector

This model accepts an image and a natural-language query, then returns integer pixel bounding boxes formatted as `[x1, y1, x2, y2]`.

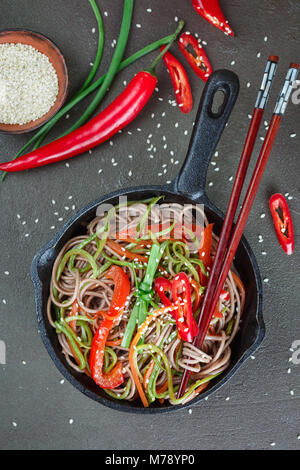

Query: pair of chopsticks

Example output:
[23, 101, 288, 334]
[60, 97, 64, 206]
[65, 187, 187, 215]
[178, 57, 300, 398]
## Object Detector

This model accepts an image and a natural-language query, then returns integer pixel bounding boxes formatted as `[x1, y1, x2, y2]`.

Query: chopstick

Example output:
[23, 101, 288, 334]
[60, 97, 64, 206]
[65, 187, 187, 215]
[177, 61, 299, 398]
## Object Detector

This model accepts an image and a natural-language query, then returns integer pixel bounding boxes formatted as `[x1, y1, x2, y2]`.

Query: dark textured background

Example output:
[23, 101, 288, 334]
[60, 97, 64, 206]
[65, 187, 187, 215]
[0, 0, 299, 450]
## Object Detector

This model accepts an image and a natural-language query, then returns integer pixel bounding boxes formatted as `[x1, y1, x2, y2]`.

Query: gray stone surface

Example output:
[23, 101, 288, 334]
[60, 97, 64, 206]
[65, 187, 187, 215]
[0, 0, 299, 450]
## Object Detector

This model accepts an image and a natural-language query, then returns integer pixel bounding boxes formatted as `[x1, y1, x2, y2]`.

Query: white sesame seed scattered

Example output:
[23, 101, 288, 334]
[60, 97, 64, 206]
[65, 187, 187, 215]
[136, 24, 141, 28]
[270, 442, 276, 447]
[290, 390, 294, 396]
[4, 271, 9, 275]
[69, 419, 74, 424]
[264, 36, 268, 42]
[263, 278, 269, 283]
[12, 422, 17, 427]
[230, 60, 235, 66]
[92, 27, 96, 33]
[2, 299, 7, 305]
[290, 133, 296, 138]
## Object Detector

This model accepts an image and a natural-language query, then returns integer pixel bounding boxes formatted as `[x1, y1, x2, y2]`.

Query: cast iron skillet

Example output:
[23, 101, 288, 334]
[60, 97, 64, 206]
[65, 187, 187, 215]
[31, 70, 265, 413]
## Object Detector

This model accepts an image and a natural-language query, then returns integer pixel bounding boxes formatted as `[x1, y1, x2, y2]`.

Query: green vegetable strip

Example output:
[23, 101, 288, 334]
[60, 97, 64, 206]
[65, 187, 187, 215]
[104, 346, 118, 373]
[61, 0, 134, 136]
[104, 379, 132, 400]
[54, 321, 86, 370]
[136, 344, 220, 404]
[56, 248, 99, 281]
[136, 196, 163, 236]
[120, 301, 139, 348]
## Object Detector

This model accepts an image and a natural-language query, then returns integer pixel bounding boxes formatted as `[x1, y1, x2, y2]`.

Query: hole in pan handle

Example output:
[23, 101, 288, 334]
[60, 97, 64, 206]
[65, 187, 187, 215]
[174, 69, 240, 200]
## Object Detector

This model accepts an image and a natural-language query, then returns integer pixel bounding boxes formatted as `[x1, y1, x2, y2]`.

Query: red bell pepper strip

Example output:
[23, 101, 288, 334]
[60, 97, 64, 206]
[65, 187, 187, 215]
[90, 265, 130, 389]
[190, 0, 234, 37]
[0, 21, 184, 173]
[102, 265, 131, 319]
[90, 318, 124, 389]
[160, 46, 193, 114]
[172, 272, 199, 342]
[198, 223, 213, 286]
[269, 193, 294, 255]
[178, 32, 213, 82]
[154, 277, 177, 318]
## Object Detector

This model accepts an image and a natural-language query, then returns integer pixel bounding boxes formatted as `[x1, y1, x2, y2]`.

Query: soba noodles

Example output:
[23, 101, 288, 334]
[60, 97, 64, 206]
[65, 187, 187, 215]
[48, 198, 245, 406]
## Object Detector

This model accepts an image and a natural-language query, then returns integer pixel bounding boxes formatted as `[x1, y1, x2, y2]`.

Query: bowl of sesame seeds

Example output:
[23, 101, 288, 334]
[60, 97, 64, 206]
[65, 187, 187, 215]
[0, 29, 69, 134]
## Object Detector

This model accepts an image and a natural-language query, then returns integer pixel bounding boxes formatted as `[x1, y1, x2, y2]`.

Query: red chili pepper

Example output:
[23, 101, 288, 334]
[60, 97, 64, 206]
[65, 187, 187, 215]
[90, 318, 124, 390]
[0, 72, 157, 173]
[198, 223, 213, 286]
[90, 265, 130, 389]
[269, 193, 294, 255]
[178, 32, 213, 82]
[191, 0, 234, 37]
[0, 22, 184, 173]
[154, 277, 177, 318]
[101, 265, 131, 319]
[172, 272, 198, 342]
[160, 46, 193, 114]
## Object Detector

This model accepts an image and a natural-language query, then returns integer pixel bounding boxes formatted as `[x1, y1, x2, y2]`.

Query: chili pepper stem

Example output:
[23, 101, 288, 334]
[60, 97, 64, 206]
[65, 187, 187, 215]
[147, 20, 185, 76]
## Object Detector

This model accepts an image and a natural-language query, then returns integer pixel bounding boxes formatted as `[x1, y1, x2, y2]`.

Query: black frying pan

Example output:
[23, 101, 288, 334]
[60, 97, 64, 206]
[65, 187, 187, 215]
[31, 70, 265, 413]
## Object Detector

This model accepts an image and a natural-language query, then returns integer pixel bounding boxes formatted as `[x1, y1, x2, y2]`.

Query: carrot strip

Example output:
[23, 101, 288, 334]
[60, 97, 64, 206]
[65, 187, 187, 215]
[106, 338, 122, 347]
[143, 360, 155, 392]
[106, 239, 167, 274]
[194, 380, 209, 395]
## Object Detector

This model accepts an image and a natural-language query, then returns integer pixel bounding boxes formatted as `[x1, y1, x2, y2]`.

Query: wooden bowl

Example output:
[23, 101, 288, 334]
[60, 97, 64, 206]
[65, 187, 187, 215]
[0, 29, 69, 134]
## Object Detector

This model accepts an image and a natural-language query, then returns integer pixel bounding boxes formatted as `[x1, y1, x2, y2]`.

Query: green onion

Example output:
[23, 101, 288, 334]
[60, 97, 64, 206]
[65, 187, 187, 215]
[121, 241, 168, 348]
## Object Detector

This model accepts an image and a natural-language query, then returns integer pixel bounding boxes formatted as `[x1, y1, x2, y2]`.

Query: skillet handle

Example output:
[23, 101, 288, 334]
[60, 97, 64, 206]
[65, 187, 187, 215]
[174, 69, 239, 200]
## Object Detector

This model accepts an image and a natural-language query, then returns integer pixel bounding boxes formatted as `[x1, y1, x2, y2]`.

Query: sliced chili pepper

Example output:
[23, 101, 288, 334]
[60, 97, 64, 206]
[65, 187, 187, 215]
[90, 265, 130, 389]
[178, 32, 213, 82]
[154, 277, 177, 318]
[198, 223, 213, 286]
[269, 193, 294, 255]
[104, 265, 131, 318]
[90, 318, 124, 389]
[160, 46, 193, 114]
[172, 272, 198, 342]
[0, 22, 184, 174]
[190, 0, 234, 37]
